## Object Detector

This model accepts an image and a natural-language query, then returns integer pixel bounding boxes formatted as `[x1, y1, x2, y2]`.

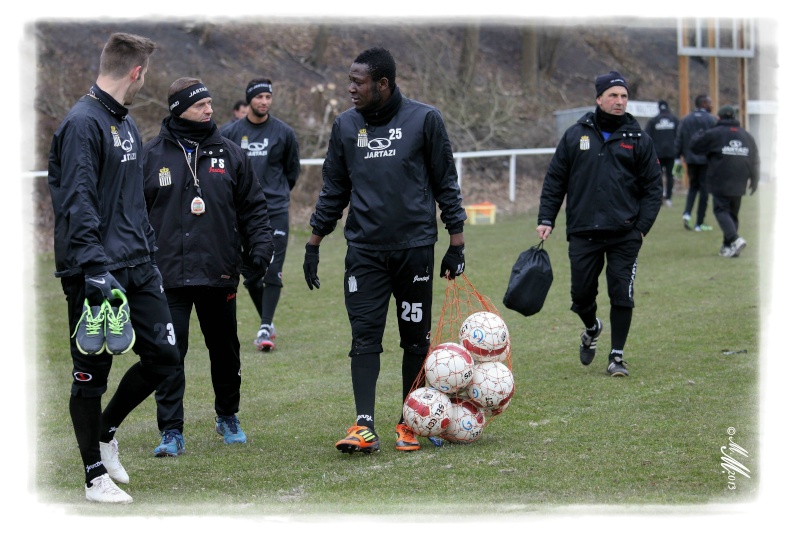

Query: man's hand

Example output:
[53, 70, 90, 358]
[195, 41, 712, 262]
[244, 254, 269, 288]
[439, 244, 465, 280]
[84, 271, 124, 303]
[536, 225, 552, 241]
[303, 243, 321, 290]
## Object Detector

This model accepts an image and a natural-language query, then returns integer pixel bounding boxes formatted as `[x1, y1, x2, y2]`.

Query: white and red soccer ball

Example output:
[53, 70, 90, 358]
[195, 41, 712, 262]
[466, 361, 515, 411]
[424, 342, 474, 394]
[403, 387, 452, 437]
[443, 398, 486, 443]
[459, 311, 509, 362]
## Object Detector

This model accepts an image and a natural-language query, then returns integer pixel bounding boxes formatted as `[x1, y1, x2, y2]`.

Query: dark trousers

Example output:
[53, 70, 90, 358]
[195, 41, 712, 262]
[155, 286, 241, 432]
[712, 194, 743, 246]
[342, 245, 435, 427]
[343, 245, 434, 357]
[567, 231, 642, 315]
[243, 211, 289, 326]
[684, 163, 709, 225]
[61, 262, 180, 481]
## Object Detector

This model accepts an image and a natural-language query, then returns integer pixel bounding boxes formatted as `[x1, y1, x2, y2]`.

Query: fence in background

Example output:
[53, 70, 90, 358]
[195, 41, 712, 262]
[24, 147, 556, 203]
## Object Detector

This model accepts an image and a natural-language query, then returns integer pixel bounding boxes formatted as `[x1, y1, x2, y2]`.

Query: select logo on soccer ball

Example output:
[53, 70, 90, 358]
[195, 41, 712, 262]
[402, 387, 451, 437]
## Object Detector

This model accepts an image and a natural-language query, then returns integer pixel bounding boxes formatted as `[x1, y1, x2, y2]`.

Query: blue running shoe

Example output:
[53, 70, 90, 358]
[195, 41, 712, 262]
[104, 289, 135, 355]
[73, 299, 106, 355]
[215, 415, 247, 444]
[153, 429, 186, 457]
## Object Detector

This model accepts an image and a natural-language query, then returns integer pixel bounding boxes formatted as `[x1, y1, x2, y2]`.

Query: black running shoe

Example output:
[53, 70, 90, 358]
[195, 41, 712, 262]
[607, 356, 629, 377]
[579, 318, 603, 366]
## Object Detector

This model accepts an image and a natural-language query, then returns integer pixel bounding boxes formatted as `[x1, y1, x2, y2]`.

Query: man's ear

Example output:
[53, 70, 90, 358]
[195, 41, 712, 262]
[131, 65, 143, 81]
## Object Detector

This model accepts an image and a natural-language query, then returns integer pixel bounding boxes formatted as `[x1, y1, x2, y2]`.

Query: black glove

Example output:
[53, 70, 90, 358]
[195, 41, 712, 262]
[84, 271, 124, 304]
[303, 243, 321, 290]
[440, 244, 465, 279]
[243, 254, 269, 289]
[750, 184, 757, 195]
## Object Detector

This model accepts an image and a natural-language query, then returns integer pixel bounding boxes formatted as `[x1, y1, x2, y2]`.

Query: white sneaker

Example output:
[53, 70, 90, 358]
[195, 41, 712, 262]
[729, 237, 747, 257]
[100, 438, 129, 484]
[85, 473, 132, 504]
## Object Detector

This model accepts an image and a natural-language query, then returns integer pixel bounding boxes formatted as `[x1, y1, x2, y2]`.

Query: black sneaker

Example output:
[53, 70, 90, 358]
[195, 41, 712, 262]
[607, 356, 629, 377]
[579, 318, 603, 366]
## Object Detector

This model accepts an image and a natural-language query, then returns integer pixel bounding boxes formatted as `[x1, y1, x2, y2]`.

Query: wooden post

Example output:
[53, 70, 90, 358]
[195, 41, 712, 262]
[738, 20, 749, 129]
[708, 19, 719, 112]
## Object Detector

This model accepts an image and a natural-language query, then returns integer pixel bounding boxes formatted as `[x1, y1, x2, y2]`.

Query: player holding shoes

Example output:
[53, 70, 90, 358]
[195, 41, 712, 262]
[48, 33, 181, 503]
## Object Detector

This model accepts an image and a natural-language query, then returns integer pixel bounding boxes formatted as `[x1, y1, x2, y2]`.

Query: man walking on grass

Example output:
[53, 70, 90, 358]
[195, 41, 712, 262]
[536, 71, 662, 377]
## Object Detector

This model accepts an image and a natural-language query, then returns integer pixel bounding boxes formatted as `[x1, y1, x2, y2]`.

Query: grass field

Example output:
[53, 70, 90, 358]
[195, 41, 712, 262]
[29, 187, 776, 528]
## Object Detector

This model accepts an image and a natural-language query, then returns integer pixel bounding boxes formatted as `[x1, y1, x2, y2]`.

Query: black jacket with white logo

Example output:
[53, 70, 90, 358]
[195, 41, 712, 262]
[538, 111, 663, 238]
[142, 117, 273, 289]
[48, 94, 155, 278]
[219, 115, 300, 216]
[690, 118, 760, 197]
[645, 110, 680, 160]
[310, 95, 466, 250]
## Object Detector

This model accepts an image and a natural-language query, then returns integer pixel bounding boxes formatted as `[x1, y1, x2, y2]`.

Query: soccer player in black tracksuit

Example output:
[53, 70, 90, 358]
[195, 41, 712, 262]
[220, 78, 300, 352]
[303, 47, 467, 454]
[645, 100, 680, 207]
[47, 33, 181, 504]
[690, 105, 760, 258]
[537, 71, 662, 378]
[143, 78, 274, 456]
[675, 94, 718, 231]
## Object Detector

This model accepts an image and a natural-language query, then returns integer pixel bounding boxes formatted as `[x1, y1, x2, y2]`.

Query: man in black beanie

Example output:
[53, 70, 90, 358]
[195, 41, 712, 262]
[143, 77, 274, 456]
[537, 70, 662, 377]
[221, 78, 300, 353]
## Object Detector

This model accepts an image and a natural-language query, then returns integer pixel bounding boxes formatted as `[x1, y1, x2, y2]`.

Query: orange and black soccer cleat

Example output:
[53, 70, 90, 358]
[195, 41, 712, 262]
[335, 425, 380, 454]
[395, 423, 421, 452]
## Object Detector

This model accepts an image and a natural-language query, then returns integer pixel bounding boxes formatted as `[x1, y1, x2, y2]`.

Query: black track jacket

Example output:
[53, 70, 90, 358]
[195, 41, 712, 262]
[142, 118, 273, 289]
[48, 94, 155, 278]
[675, 108, 718, 165]
[310, 96, 466, 250]
[690, 118, 760, 197]
[538, 111, 663, 238]
[220, 115, 300, 216]
[645, 109, 680, 160]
